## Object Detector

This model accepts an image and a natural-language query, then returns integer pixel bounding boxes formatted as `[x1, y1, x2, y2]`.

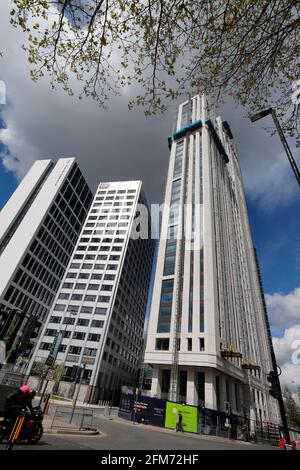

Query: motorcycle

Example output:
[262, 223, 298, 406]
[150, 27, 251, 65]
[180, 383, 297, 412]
[0, 406, 44, 446]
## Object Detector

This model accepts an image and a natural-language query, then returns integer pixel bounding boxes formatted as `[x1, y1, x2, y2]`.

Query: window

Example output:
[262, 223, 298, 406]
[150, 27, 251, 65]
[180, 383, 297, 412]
[107, 264, 117, 270]
[69, 346, 82, 354]
[163, 254, 176, 276]
[181, 102, 189, 127]
[98, 296, 110, 303]
[63, 317, 75, 325]
[155, 338, 169, 350]
[71, 294, 83, 301]
[77, 245, 87, 251]
[88, 333, 101, 342]
[75, 283, 86, 290]
[67, 305, 79, 313]
[157, 279, 174, 333]
[70, 263, 80, 269]
[91, 274, 102, 280]
[187, 338, 192, 351]
[94, 264, 105, 270]
[62, 283, 74, 289]
[83, 348, 97, 357]
[54, 304, 66, 311]
[45, 329, 57, 336]
[77, 318, 89, 326]
[58, 293, 70, 300]
[66, 273, 77, 279]
[95, 308, 107, 315]
[73, 331, 86, 340]
[82, 263, 92, 269]
[80, 306, 93, 314]
[78, 273, 89, 279]
[101, 284, 113, 291]
[84, 295, 96, 302]
[88, 284, 99, 291]
[91, 320, 104, 328]
[85, 254, 96, 260]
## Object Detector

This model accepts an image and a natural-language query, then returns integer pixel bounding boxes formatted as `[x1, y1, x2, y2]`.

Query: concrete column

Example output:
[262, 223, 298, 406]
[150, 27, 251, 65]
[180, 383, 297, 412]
[186, 368, 197, 406]
[150, 366, 161, 397]
[219, 375, 227, 411]
[231, 381, 236, 413]
[205, 369, 217, 410]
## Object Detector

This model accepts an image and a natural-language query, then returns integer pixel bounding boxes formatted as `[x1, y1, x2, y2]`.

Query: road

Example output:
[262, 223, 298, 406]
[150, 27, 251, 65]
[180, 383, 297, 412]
[0, 414, 277, 450]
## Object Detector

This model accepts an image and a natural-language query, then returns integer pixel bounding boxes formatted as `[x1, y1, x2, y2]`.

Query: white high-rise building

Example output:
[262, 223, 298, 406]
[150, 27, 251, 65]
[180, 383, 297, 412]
[30, 181, 154, 404]
[0, 158, 92, 363]
[144, 95, 279, 425]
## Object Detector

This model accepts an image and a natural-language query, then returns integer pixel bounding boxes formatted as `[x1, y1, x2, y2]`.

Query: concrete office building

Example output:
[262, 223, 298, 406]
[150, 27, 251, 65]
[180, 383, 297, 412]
[0, 158, 92, 364]
[30, 181, 154, 404]
[144, 95, 279, 425]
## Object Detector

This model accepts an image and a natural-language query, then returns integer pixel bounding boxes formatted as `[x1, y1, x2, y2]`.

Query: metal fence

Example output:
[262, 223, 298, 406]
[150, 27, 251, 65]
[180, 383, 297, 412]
[0, 365, 25, 388]
[49, 404, 94, 430]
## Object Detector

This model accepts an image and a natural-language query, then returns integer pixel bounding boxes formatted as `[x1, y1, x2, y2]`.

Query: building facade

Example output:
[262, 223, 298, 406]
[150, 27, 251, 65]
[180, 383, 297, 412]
[29, 181, 154, 404]
[144, 95, 279, 425]
[0, 158, 92, 364]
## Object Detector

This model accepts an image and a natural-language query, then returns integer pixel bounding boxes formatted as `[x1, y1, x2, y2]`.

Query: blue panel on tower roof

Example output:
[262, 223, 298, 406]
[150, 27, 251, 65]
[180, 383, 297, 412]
[172, 119, 202, 141]
[206, 119, 229, 164]
[172, 127, 187, 140]
[186, 119, 202, 133]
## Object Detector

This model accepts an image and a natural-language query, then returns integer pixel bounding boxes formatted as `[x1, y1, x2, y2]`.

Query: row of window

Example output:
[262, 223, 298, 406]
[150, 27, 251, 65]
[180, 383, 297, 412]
[155, 337, 205, 351]
[46, 324, 104, 337]
[52, 293, 111, 306]
[40, 342, 100, 353]
[49, 306, 107, 323]
[96, 189, 136, 195]
[61, 282, 113, 291]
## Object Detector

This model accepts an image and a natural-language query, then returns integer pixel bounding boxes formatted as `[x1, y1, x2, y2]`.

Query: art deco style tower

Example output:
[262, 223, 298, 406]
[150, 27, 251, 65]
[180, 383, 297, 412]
[145, 95, 279, 424]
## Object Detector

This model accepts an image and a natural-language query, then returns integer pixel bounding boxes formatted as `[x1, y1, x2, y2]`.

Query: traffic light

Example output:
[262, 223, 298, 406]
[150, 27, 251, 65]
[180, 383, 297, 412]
[225, 402, 231, 415]
[70, 365, 82, 382]
[267, 371, 281, 400]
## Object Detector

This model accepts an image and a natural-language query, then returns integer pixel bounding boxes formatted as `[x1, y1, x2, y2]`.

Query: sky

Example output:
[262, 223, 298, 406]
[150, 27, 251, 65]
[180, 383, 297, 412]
[0, 2, 299, 395]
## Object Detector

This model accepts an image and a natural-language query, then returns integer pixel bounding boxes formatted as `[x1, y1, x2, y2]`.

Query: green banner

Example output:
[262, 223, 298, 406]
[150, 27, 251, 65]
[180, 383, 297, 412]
[165, 402, 198, 433]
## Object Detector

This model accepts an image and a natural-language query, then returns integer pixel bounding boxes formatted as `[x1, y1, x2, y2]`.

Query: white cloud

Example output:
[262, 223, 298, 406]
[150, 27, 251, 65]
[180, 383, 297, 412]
[244, 151, 299, 211]
[266, 287, 300, 331]
[273, 326, 300, 394]
[273, 325, 300, 365]
[0, 126, 36, 178]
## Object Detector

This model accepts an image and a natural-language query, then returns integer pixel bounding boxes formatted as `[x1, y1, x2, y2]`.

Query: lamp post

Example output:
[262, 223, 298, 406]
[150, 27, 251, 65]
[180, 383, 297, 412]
[39, 311, 77, 405]
[250, 108, 293, 446]
[250, 107, 300, 187]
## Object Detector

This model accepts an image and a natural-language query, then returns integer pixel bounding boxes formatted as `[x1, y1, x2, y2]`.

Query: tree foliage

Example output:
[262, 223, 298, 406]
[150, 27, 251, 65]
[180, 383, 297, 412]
[8, 0, 300, 140]
[283, 387, 300, 430]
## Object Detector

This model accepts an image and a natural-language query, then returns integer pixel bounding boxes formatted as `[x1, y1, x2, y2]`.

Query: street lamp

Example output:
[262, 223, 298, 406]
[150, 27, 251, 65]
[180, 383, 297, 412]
[250, 108, 295, 447]
[250, 107, 300, 187]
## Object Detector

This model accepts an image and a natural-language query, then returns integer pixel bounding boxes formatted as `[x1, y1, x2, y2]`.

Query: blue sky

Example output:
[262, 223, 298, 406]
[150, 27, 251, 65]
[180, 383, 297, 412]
[0, 1, 299, 392]
[247, 196, 300, 296]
